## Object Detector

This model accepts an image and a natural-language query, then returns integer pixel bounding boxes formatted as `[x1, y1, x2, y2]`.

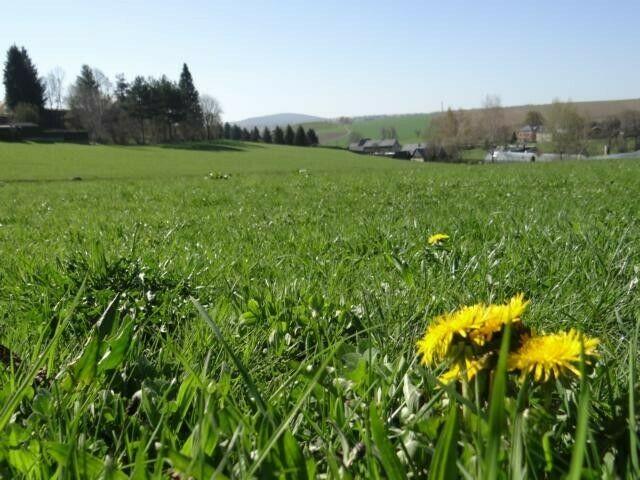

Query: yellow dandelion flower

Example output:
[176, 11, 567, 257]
[428, 233, 450, 246]
[508, 329, 599, 382]
[439, 355, 488, 385]
[470, 294, 529, 345]
[416, 304, 485, 366]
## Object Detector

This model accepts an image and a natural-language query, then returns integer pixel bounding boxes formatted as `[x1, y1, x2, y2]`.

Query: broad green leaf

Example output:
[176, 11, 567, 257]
[98, 321, 134, 371]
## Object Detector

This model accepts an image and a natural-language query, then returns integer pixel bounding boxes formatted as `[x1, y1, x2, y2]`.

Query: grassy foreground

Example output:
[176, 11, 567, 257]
[0, 142, 639, 478]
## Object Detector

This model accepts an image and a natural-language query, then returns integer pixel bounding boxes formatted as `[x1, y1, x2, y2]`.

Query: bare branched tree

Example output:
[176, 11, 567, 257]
[67, 65, 114, 142]
[547, 99, 588, 155]
[479, 94, 508, 148]
[45, 67, 66, 110]
[200, 94, 223, 140]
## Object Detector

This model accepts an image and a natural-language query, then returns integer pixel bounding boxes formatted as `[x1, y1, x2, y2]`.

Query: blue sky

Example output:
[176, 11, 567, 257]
[2, 0, 639, 120]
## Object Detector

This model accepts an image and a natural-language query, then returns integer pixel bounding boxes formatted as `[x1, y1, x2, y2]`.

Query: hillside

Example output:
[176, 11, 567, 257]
[234, 113, 327, 129]
[459, 97, 640, 127]
[306, 98, 640, 147]
[307, 114, 433, 147]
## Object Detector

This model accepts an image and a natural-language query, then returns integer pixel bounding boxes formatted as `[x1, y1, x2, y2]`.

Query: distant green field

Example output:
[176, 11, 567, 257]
[0, 141, 406, 181]
[0, 142, 639, 478]
[307, 113, 433, 147]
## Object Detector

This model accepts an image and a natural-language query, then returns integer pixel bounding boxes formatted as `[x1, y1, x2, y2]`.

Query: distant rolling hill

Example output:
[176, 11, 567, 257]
[306, 114, 432, 148]
[232, 98, 640, 147]
[460, 98, 640, 127]
[305, 98, 640, 147]
[234, 113, 327, 129]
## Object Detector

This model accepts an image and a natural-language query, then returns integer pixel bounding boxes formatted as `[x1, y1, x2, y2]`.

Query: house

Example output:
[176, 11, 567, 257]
[348, 138, 370, 153]
[517, 125, 538, 143]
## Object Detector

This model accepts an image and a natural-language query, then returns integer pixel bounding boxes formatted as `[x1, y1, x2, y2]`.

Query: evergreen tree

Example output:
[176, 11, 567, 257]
[294, 125, 308, 146]
[284, 124, 295, 145]
[178, 63, 203, 138]
[114, 74, 129, 103]
[223, 122, 232, 139]
[241, 128, 251, 141]
[306, 128, 319, 146]
[124, 76, 152, 143]
[273, 126, 285, 144]
[152, 76, 185, 141]
[250, 126, 261, 142]
[3, 45, 45, 111]
[231, 124, 242, 140]
[262, 127, 272, 143]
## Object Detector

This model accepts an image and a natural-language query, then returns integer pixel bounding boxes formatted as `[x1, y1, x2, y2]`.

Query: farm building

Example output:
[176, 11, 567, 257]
[349, 138, 401, 155]
[396, 143, 429, 161]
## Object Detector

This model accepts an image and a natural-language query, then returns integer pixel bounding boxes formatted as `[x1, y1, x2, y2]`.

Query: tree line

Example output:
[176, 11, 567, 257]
[2, 44, 223, 144]
[1, 44, 316, 148]
[221, 123, 318, 146]
[424, 95, 640, 160]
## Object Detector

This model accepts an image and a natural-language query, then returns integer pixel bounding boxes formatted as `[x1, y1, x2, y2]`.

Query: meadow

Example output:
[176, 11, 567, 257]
[306, 114, 432, 147]
[0, 141, 638, 478]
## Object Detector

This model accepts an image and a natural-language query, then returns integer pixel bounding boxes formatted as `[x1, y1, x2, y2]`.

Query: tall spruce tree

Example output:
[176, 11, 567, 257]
[273, 126, 285, 144]
[294, 125, 308, 146]
[223, 122, 232, 139]
[178, 63, 203, 138]
[250, 126, 261, 142]
[284, 125, 295, 145]
[307, 128, 319, 146]
[125, 76, 153, 144]
[3, 45, 45, 111]
[231, 124, 242, 140]
[262, 127, 272, 143]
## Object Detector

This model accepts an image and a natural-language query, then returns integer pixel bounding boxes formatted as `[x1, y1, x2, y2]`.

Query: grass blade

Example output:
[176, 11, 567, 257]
[370, 402, 407, 480]
[483, 322, 511, 479]
[628, 322, 639, 475]
[246, 342, 339, 478]
[428, 404, 459, 480]
[191, 298, 271, 420]
[0, 280, 86, 432]
[567, 337, 591, 480]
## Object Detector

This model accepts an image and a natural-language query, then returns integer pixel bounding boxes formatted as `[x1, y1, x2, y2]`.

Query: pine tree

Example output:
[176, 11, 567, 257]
[231, 124, 242, 140]
[262, 127, 272, 143]
[306, 128, 319, 146]
[3, 45, 45, 111]
[224, 122, 232, 139]
[241, 128, 251, 141]
[294, 125, 308, 146]
[273, 126, 285, 144]
[178, 63, 203, 138]
[250, 126, 261, 142]
[284, 125, 295, 145]
[124, 76, 152, 144]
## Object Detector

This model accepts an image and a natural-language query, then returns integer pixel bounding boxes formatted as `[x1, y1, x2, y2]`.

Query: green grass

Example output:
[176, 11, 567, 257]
[0, 141, 404, 181]
[0, 141, 638, 478]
